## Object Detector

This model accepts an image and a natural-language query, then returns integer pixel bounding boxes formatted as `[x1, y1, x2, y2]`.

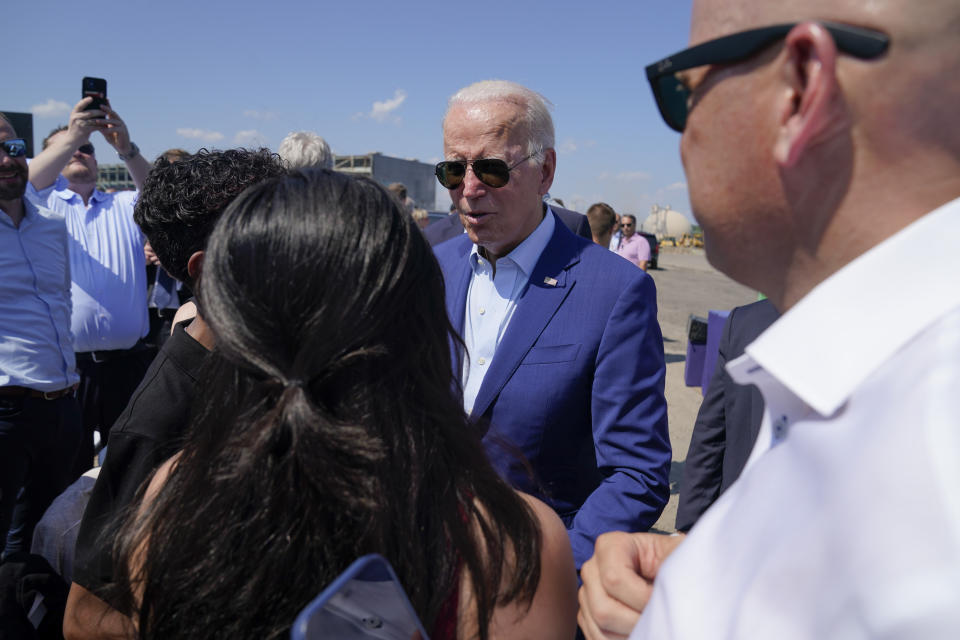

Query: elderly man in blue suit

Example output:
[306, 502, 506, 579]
[433, 80, 670, 569]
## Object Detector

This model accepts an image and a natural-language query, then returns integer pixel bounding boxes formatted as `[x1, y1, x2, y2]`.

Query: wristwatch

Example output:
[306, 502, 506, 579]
[119, 142, 140, 161]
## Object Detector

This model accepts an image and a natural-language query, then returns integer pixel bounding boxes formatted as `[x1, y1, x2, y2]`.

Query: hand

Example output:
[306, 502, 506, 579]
[144, 242, 161, 266]
[63, 97, 104, 147]
[98, 103, 133, 156]
[577, 531, 685, 640]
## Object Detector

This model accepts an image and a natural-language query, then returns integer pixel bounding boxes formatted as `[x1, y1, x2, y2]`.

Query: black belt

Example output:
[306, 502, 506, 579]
[0, 384, 79, 400]
[76, 338, 152, 364]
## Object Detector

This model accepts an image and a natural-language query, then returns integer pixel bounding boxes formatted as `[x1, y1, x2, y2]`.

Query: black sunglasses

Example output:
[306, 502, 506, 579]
[77, 143, 95, 155]
[435, 152, 538, 189]
[0, 138, 27, 158]
[645, 21, 890, 132]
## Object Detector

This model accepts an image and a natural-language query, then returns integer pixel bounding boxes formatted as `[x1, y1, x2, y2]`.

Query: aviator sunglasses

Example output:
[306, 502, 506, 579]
[0, 138, 27, 158]
[645, 21, 889, 132]
[435, 151, 538, 189]
[77, 143, 95, 155]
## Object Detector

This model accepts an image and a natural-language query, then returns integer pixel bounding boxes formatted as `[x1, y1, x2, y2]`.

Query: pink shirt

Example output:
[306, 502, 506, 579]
[616, 233, 651, 268]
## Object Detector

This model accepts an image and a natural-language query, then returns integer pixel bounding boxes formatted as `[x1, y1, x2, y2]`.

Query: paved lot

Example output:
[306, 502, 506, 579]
[646, 248, 758, 532]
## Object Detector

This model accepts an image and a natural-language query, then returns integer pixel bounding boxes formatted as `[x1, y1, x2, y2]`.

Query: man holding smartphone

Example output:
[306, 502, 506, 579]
[27, 95, 153, 481]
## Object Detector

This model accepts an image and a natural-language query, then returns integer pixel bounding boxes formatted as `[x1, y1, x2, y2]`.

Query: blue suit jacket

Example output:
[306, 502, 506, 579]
[434, 213, 671, 568]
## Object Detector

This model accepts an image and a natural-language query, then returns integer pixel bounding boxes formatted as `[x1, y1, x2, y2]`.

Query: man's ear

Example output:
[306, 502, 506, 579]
[186, 250, 204, 280]
[538, 148, 557, 196]
[774, 22, 845, 168]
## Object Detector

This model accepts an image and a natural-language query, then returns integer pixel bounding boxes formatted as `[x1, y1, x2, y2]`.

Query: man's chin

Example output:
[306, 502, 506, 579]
[0, 178, 27, 202]
[63, 168, 96, 184]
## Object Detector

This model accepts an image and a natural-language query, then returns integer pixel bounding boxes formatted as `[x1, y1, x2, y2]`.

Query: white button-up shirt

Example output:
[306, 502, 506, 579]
[631, 196, 960, 639]
[28, 181, 149, 352]
[462, 209, 555, 414]
[0, 199, 78, 391]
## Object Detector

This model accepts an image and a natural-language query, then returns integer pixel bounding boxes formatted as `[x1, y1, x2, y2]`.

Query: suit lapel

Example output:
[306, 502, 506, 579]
[445, 239, 473, 370]
[470, 220, 582, 421]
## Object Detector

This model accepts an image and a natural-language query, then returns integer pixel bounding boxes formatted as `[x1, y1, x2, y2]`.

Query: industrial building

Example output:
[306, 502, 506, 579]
[334, 152, 436, 209]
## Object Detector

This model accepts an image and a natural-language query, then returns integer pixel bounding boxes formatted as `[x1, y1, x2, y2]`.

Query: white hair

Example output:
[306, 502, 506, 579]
[277, 131, 333, 170]
[444, 80, 555, 158]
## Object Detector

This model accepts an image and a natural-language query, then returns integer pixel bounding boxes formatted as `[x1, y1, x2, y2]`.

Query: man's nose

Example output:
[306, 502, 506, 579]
[461, 165, 486, 199]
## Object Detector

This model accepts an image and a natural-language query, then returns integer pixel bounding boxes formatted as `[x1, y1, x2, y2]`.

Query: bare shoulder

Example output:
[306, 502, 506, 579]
[459, 492, 578, 640]
[171, 301, 197, 331]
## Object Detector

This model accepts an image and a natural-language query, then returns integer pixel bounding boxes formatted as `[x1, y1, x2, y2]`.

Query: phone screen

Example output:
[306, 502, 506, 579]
[82, 77, 107, 111]
[291, 554, 430, 640]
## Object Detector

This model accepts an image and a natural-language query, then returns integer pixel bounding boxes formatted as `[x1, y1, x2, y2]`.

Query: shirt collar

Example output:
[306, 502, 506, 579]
[53, 177, 105, 204]
[469, 205, 556, 277]
[729, 196, 960, 416]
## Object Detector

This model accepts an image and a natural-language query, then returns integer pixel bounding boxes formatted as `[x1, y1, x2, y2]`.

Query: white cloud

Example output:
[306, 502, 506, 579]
[233, 129, 263, 146]
[368, 89, 407, 122]
[615, 171, 652, 182]
[558, 139, 578, 155]
[31, 99, 71, 118]
[666, 181, 687, 191]
[176, 128, 224, 142]
[242, 109, 276, 120]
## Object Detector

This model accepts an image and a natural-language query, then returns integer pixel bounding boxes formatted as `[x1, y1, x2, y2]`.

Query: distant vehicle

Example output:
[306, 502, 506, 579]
[640, 231, 660, 270]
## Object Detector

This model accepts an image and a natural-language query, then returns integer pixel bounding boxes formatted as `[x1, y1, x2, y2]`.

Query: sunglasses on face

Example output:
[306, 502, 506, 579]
[645, 21, 890, 132]
[435, 152, 538, 189]
[77, 143, 95, 155]
[0, 138, 27, 158]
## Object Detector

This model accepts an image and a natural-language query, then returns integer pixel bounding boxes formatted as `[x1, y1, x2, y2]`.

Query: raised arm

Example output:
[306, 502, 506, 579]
[98, 104, 150, 190]
[28, 98, 99, 191]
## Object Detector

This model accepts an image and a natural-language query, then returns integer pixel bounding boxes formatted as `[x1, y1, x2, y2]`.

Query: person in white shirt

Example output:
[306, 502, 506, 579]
[27, 97, 154, 481]
[578, 1, 960, 638]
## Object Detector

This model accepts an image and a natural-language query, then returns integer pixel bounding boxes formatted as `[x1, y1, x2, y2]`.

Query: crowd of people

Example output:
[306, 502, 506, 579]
[2, 0, 959, 637]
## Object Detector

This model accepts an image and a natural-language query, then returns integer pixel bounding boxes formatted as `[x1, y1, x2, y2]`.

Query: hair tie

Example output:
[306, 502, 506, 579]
[284, 377, 305, 389]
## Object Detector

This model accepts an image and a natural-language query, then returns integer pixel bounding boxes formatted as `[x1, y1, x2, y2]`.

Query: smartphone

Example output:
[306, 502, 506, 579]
[290, 554, 430, 640]
[82, 77, 107, 111]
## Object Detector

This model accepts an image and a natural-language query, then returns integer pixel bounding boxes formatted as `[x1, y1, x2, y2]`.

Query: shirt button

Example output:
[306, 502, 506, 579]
[479, 307, 486, 315]
[773, 415, 788, 438]
[478, 357, 486, 366]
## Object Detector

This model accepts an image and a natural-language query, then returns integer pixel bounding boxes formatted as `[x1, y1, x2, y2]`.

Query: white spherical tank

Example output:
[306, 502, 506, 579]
[642, 205, 692, 239]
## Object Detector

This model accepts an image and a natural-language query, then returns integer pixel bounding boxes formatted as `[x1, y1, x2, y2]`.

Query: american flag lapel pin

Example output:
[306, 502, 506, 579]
[543, 276, 558, 287]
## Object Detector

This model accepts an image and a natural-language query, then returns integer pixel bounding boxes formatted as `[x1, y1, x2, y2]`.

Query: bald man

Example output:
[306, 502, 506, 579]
[578, 1, 960, 638]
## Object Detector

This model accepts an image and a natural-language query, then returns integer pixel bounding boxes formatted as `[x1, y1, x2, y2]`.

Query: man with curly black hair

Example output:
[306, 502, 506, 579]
[63, 148, 287, 640]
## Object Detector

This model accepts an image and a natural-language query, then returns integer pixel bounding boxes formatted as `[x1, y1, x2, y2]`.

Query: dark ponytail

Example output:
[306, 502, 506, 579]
[113, 169, 541, 639]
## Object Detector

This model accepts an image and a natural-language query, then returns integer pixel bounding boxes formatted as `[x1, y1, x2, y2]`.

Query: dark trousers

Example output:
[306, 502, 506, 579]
[72, 345, 156, 481]
[0, 394, 82, 559]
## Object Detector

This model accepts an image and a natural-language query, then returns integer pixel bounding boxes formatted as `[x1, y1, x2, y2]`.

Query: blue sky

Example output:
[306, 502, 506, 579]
[9, 0, 694, 219]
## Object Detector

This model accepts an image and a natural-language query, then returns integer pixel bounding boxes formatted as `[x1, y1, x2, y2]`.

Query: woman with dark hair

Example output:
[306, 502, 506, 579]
[111, 169, 577, 639]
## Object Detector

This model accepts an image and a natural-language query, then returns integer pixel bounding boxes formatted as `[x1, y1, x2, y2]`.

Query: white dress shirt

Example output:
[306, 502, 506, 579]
[0, 199, 79, 391]
[461, 209, 555, 414]
[28, 181, 149, 352]
[608, 230, 622, 251]
[631, 196, 960, 639]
